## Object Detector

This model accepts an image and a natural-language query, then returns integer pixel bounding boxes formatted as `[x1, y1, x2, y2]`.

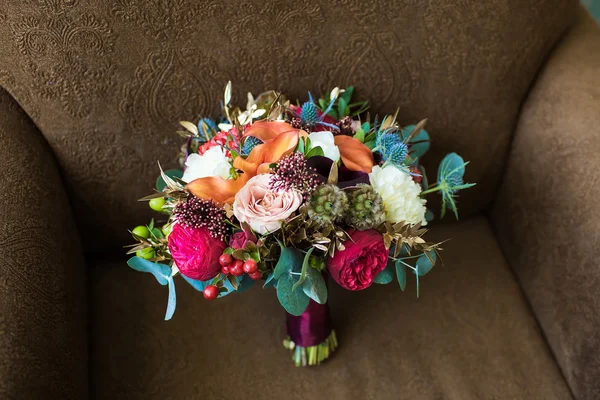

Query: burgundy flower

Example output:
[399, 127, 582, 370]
[327, 229, 389, 291]
[168, 223, 225, 281]
[230, 231, 253, 250]
[306, 156, 370, 189]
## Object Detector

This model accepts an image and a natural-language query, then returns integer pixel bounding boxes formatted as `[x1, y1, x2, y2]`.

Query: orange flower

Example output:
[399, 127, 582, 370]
[334, 135, 374, 173]
[187, 122, 301, 204]
[187, 121, 374, 204]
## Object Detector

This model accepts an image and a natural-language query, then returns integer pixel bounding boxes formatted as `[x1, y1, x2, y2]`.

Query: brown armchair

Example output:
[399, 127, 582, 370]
[0, 1, 598, 399]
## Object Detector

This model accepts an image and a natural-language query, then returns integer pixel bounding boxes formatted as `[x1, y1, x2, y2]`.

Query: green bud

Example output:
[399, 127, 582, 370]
[149, 197, 166, 212]
[354, 203, 364, 211]
[132, 225, 150, 239]
[315, 205, 324, 213]
[161, 223, 173, 236]
[136, 247, 155, 260]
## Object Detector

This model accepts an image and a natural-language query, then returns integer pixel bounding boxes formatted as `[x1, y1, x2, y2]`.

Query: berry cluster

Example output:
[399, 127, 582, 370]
[270, 152, 320, 201]
[173, 197, 229, 241]
[220, 255, 263, 279]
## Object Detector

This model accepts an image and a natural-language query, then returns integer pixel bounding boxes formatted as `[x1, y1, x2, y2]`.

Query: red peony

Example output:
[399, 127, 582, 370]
[327, 229, 389, 291]
[168, 223, 225, 281]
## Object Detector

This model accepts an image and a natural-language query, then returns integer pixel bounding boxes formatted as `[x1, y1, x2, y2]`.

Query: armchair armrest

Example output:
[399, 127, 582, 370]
[0, 88, 87, 399]
[491, 9, 600, 400]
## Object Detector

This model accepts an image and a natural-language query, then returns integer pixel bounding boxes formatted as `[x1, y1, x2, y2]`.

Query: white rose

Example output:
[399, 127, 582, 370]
[369, 165, 427, 226]
[182, 146, 231, 183]
[308, 131, 340, 162]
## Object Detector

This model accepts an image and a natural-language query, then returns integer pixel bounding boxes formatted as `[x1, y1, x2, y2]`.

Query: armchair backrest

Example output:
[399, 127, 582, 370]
[0, 0, 576, 254]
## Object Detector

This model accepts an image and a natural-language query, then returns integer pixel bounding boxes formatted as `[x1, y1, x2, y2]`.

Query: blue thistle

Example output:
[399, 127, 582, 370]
[197, 118, 218, 141]
[436, 153, 476, 218]
[242, 136, 263, 155]
[387, 143, 409, 164]
[301, 102, 319, 125]
[377, 133, 401, 157]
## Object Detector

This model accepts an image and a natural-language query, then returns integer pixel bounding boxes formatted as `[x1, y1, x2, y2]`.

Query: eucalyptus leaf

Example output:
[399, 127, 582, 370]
[292, 248, 315, 291]
[277, 272, 310, 316]
[395, 260, 407, 291]
[165, 276, 176, 320]
[127, 257, 171, 286]
[374, 262, 394, 284]
[415, 251, 437, 276]
[302, 267, 328, 304]
[156, 169, 183, 191]
[181, 275, 210, 292]
[401, 125, 430, 161]
[263, 273, 276, 288]
[273, 241, 304, 279]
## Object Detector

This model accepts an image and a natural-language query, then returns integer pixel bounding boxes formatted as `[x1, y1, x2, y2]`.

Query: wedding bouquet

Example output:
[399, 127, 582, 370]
[126, 83, 474, 366]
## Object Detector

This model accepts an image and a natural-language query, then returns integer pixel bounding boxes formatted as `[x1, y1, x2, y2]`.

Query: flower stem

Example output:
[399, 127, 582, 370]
[420, 185, 442, 196]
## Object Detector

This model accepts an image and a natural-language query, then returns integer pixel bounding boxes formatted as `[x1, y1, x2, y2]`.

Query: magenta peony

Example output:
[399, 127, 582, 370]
[327, 229, 389, 291]
[168, 223, 225, 281]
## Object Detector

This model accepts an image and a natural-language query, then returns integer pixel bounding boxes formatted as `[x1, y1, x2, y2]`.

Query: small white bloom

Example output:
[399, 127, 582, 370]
[182, 146, 231, 183]
[308, 131, 340, 162]
[369, 165, 427, 226]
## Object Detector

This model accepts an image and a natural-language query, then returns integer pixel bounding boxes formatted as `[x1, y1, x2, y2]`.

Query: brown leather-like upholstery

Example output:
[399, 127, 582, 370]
[0, 0, 576, 255]
[0, 89, 87, 399]
[1, 0, 599, 399]
[91, 217, 571, 400]
[491, 10, 600, 400]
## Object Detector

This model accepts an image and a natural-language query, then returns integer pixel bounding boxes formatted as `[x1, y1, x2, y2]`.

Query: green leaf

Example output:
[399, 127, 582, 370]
[263, 273, 276, 288]
[340, 86, 354, 105]
[395, 260, 407, 291]
[415, 251, 437, 276]
[127, 257, 171, 285]
[338, 97, 348, 118]
[273, 240, 304, 280]
[277, 271, 310, 316]
[292, 248, 315, 291]
[318, 98, 327, 110]
[296, 137, 306, 154]
[327, 109, 339, 120]
[374, 262, 394, 284]
[151, 228, 163, 239]
[223, 247, 234, 255]
[353, 129, 365, 142]
[156, 169, 183, 191]
[305, 146, 325, 158]
[364, 140, 376, 150]
[401, 125, 430, 161]
[302, 267, 328, 304]
[365, 131, 376, 142]
[361, 122, 370, 132]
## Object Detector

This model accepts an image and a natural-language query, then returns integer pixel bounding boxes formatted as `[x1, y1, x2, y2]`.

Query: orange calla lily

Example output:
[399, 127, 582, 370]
[187, 126, 301, 204]
[243, 121, 297, 142]
[334, 135, 375, 173]
[186, 175, 248, 205]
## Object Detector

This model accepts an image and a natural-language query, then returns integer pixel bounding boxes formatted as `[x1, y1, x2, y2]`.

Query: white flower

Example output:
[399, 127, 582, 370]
[308, 131, 340, 162]
[369, 165, 427, 226]
[182, 146, 231, 183]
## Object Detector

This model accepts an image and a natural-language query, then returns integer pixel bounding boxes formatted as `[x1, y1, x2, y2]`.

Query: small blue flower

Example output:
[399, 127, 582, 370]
[242, 136, 263, 155]
[387, 143, 409, 164]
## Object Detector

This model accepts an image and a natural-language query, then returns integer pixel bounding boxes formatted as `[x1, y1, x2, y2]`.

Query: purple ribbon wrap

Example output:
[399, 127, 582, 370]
[285, 299, 332, 347]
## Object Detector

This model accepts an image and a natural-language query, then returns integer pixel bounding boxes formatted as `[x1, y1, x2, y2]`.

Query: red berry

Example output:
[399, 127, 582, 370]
[219, 254, 233, 267]
[249, 270, 263, 281]
[230, 260, 244, 276]
[221, 266, 230, 275]
[243, 259, 258, 274]
[203, 285, 219, 300]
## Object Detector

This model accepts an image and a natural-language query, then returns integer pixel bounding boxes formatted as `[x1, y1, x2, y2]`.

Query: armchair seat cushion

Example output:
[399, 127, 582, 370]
[90, 216, 571, 400]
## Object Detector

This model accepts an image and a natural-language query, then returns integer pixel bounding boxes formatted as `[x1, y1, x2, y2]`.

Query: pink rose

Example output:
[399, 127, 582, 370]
[327, 229, 389, 291]
[168, 223, 225, 281]
[233, 174, 302, 235]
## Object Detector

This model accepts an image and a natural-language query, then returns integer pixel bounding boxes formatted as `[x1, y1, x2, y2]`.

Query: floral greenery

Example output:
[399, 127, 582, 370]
[125, 82, 474, 323]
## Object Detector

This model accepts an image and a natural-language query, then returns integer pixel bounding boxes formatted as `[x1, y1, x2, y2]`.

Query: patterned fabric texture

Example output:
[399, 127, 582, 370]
[1, 0, 599, 399]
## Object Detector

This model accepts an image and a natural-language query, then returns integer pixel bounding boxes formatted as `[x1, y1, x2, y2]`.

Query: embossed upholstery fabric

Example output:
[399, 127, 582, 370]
[491, 10, 600, 400]
[91, 217, 572, 400]
[0, 89, 87, 400]
[0, 0, 576, 255]
[2, 0, 599, 399]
